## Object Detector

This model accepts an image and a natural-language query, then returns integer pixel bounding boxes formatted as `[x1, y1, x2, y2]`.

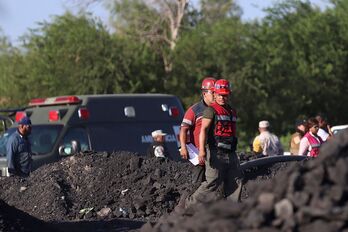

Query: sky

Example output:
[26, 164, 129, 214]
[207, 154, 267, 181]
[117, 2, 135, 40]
[0, 0, 331, 46]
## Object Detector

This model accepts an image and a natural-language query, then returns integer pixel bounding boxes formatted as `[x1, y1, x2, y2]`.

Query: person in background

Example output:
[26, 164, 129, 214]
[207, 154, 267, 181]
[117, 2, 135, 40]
[179, 77, 216, 184]
[298, 117, 323, 157]
[147, 130, 169, 159]
[6, 116, 33, 177]
[252, 120, 283, 156]
[186, 79, 242, 207]
[315, 113, 333, 141]
[290, 119, 306, 155]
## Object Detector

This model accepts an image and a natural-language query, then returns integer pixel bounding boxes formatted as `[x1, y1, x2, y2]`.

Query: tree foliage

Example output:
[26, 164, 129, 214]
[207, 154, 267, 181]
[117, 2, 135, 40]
[107, 0, 189, 75]
[1, 0, 348, 147]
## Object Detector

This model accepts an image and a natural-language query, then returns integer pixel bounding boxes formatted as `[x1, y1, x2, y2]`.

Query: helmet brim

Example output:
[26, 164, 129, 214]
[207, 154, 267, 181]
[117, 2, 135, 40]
[215, 90, 230, 95]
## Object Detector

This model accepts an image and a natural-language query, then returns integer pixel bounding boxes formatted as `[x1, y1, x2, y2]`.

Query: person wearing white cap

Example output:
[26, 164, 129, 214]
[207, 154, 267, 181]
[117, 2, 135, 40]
[147, 130, 168, 158]
[252, 120, 283, 157]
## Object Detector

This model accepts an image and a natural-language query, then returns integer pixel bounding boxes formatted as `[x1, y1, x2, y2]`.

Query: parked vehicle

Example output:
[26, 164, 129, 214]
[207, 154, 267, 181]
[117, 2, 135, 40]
[0, 108, 20, 134]
[331, 125, 348, 135]
[0, 115, 13, 135]
[0, 94, 184, 176]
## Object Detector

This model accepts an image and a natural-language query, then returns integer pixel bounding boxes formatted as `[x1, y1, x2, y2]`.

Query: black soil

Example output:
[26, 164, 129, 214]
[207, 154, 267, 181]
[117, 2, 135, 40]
[2, 129, 347, 232]
[0, 199, 59, 232]
[143, 129, 348, 232]
[0, 151, 198, 231]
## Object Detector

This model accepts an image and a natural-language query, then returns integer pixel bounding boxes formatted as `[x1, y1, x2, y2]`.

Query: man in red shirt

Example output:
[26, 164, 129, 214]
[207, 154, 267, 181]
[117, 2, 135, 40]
[179, 77, 216, 184]
[186, 79, 242, 207]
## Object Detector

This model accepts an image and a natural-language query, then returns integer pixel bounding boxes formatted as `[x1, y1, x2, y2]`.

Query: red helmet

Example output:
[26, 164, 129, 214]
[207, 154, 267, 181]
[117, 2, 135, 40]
[201, 77, 216, 91]
[214, 79, 231, 95]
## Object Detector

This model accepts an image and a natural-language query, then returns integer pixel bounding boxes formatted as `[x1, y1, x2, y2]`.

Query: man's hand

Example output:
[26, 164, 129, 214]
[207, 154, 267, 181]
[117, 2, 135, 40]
[180, 146, 188, 160]
[198, 151, 206, 165]
[327, 124, 333, 136]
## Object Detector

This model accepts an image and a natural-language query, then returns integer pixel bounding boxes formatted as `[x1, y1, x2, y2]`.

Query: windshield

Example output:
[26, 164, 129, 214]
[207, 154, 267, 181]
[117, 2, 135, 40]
[0, 125, 63, 157]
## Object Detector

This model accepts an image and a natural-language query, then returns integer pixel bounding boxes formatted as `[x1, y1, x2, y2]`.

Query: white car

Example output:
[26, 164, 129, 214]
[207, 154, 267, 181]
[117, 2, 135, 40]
[331, 125, 348, 135]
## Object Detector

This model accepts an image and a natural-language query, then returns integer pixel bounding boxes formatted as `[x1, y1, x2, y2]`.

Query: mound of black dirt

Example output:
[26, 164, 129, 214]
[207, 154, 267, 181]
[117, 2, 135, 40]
[0, 199, 59, 232]
[141, 129, 348, 232]
[0, 151, 197, 222]
[241, 161, 293, 200]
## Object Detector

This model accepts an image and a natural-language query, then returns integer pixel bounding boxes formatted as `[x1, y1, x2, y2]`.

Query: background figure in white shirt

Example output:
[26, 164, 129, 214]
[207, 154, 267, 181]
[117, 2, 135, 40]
[316, 113, 333, 141]
[147, 130, 168, 158]
[252, 120, 284, 156]
[298, 117, 323, 157]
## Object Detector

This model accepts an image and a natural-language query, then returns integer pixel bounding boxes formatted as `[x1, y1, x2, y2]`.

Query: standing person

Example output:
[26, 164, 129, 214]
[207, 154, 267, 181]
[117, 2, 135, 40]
[147, 130, 169, 158]
[290, 119, 306, 155]
[179, 77, 216, 184]
[6, 116, 33, 177]
[186, 79, 242, 206]
[298, 117, 323, 157]
[252, 121, 283, 156]
[315, 113, 333, 141]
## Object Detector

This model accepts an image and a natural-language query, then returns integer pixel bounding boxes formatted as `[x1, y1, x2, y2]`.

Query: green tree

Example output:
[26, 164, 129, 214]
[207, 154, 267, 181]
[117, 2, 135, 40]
[1, 13, 166, 107]
[200, 0, 241, 24]
[107, 0, 189, 76]
[21, 12, 120, 98]
[0, 31, 27, 107]
[237, 0, 348, 140]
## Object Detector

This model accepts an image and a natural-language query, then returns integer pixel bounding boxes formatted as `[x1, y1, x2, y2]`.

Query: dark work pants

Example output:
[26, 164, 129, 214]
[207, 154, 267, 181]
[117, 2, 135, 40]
[186, 148, 242, 207]
[192, 164, 206, 184]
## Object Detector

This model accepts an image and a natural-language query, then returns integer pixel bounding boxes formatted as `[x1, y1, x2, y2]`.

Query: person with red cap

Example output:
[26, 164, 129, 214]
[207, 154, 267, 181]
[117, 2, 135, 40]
[179, 77, 216, 184]
[185, 79, 242, 207]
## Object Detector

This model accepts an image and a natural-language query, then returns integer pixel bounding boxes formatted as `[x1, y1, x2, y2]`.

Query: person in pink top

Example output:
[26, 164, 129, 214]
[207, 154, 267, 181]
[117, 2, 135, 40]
[298, 117, 324, 157]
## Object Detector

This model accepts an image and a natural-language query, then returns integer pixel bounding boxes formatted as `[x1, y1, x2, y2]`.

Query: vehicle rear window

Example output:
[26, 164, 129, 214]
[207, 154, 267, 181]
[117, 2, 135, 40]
[30, 125, 63, 155]
[0, 128, 16, 157]
[0, 125, 63, 156]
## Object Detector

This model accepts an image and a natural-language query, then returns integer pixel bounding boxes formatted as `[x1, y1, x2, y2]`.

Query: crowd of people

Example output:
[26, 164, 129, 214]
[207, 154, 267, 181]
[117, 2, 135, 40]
[291, 114, 333, 157]
[173, 76, 333, 209]
[7, 76, 333, 212]
[251, 113, 332, 158]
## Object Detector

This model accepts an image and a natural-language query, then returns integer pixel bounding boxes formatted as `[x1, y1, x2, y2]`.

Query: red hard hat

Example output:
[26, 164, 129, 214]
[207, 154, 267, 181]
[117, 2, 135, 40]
[214, 79, 231, 95]
[201, 77, 216, 91]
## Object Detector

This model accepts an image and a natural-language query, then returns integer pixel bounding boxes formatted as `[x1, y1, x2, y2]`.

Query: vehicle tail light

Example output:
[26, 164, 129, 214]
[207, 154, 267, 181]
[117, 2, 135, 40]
[169, 107, 179, 117]
[78, 108, 89, 120]
[49, 110, 60, 121]
[15, 111, 27, 122]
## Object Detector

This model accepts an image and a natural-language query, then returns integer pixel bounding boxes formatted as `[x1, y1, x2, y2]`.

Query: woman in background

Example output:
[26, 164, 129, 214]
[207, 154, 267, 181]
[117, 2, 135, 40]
[298, 117, 323, 157]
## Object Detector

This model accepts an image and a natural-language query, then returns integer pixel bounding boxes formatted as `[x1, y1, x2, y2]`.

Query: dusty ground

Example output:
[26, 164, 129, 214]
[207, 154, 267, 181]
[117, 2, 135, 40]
[0, 151, 198, 231]
[143, 129, 348, 231]
[0, 151, 297, 232]
[1, 129, 346, 232]
[0, 199, 60, 232]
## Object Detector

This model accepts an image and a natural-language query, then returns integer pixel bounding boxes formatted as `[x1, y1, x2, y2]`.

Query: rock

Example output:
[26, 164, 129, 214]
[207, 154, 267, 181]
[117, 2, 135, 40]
[274, 199, 293, 220]
[97, 207, 111, 218]
[257, 193, 275, 213]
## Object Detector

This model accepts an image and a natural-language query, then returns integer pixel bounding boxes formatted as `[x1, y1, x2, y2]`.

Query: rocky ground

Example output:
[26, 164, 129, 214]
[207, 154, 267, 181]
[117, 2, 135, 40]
[0, 129, 346, 232]
[0, 199, 60, 232]
[143, 129, 348, 232]
[0, 151, 199, 231]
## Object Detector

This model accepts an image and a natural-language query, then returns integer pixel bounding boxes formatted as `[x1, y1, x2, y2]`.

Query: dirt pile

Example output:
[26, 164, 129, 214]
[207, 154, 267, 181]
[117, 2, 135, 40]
[0, 199, 58, 232]
[0, 151, 198, 222]
[142, 129, 348, 232]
